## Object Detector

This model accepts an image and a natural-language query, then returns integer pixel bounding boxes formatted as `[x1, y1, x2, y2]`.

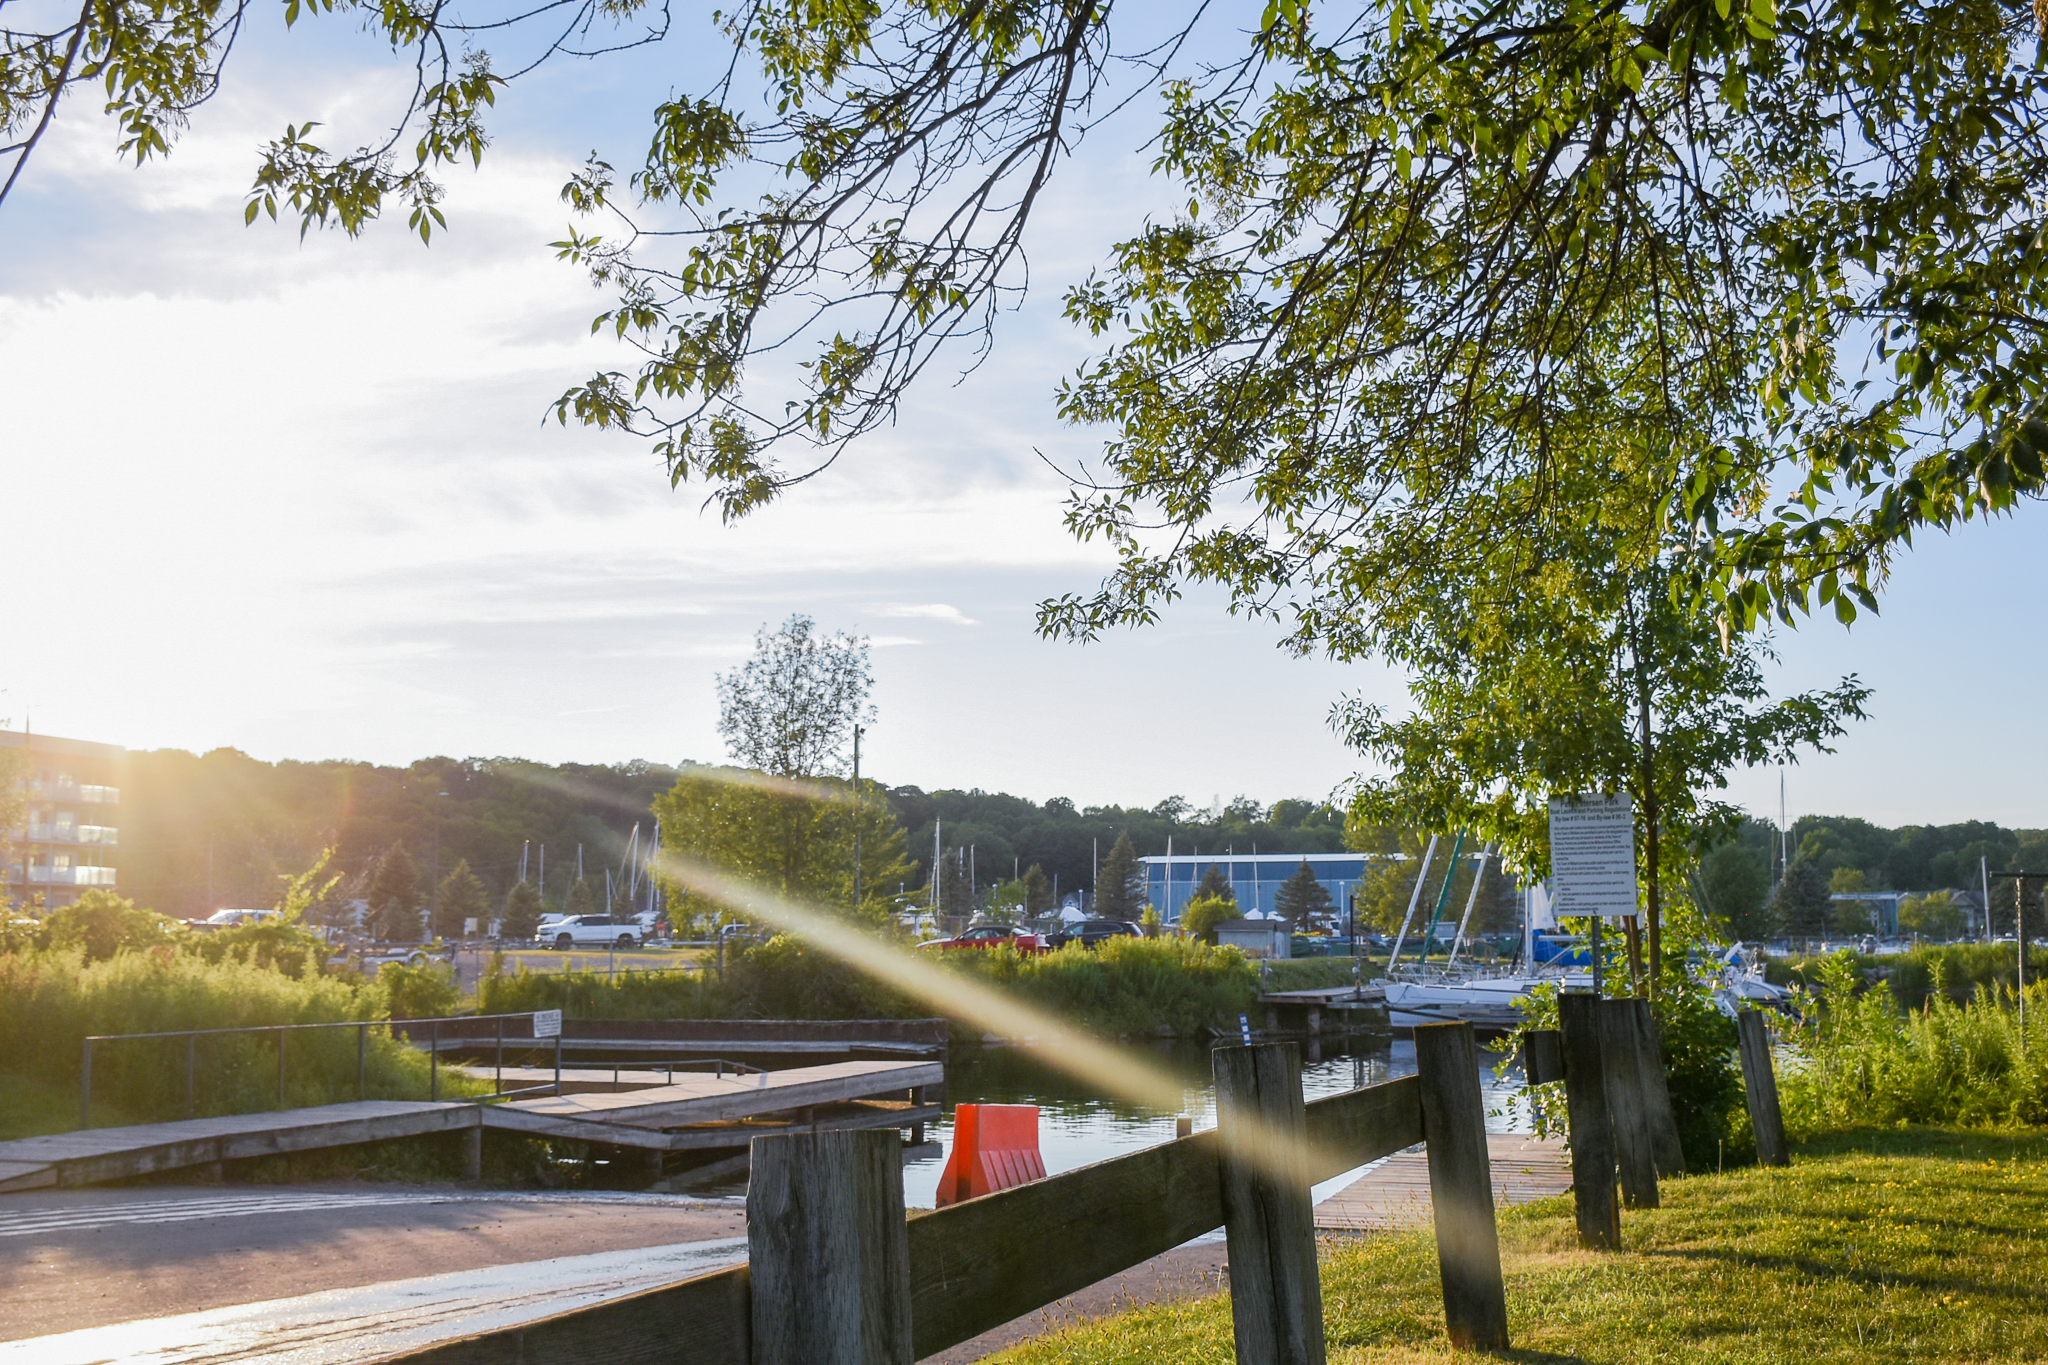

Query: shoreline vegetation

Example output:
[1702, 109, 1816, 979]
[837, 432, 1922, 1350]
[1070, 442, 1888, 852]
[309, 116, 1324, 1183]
[982, 1127, 2048, 1365]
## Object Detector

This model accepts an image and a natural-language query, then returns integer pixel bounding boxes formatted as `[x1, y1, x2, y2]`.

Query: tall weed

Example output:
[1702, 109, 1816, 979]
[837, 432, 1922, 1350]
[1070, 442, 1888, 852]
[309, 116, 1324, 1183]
[1779, 953, 2048, 1136]
[0, 947, 470, 1130]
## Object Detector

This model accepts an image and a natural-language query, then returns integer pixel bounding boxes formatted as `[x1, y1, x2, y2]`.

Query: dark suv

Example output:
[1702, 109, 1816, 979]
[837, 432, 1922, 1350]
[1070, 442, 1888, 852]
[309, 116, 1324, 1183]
[1050, 919, 1143, 949]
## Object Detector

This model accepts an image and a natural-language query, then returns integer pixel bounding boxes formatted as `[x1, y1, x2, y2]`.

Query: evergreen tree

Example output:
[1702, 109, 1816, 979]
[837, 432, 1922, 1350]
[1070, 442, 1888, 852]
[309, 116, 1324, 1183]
[1193, 863, 1234, 904]
[937, 847, 974, 921]
[1021, 864, 1055, 918]
[502, 880, 544, 941]
[1096, 831, 1146, 919]
[1769, 859, 1831, 942]
[1273, 860, 1333, 929]
[565, 877, 596, 920]
[432, 858, 487, 939]
[366, 843, 422, 941]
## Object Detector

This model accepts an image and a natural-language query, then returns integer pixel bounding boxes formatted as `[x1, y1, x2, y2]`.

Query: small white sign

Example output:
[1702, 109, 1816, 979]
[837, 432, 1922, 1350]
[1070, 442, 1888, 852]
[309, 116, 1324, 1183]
[1548, 794, 1639, 918]
[532, 1009, 563, 1039]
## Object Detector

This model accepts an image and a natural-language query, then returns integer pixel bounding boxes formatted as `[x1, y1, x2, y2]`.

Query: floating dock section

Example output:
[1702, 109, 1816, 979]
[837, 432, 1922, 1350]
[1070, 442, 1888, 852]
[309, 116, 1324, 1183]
[0, 1058, 941, 1193]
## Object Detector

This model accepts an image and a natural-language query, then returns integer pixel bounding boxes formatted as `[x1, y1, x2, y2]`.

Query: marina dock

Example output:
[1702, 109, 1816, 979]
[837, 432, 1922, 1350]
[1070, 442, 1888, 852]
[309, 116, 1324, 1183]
[0, 1058, 941, 1193]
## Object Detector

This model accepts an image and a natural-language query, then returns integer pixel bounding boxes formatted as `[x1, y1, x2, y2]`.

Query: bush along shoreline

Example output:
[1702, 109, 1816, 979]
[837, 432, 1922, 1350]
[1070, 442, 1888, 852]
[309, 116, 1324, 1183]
[479, 933, 1265, 1043]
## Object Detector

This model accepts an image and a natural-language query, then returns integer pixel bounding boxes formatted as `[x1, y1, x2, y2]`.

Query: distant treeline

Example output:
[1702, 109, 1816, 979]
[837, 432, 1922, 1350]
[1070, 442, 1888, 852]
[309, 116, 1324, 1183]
[116, 747, 1350, 918]
[121, 750, 679, 918]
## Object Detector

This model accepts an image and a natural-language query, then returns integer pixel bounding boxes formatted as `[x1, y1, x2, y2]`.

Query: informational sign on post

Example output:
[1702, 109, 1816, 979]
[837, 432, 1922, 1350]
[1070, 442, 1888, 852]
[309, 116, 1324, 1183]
[532, 1008, 563, 1039]
[1548, 794, 1638, 918]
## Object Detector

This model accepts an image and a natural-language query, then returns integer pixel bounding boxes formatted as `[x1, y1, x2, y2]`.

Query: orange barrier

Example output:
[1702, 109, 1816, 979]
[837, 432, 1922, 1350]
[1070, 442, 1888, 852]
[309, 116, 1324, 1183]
[934, 1103, 1046, 1207]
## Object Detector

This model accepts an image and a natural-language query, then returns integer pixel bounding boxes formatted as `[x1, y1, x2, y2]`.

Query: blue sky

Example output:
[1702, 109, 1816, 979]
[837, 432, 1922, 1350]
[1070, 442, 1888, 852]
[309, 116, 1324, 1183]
[2, 6, 2043, 827]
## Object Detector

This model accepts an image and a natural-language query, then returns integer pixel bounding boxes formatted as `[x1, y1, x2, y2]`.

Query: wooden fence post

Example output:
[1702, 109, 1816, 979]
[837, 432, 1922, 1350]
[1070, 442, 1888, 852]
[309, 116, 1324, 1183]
[1736, 1011, 1789, 1167]
[1627, 999, 1687, 1178]
[1214, 1043, 1326, 1365]
[1413, 1022, 1510, 1352]
[1556, 993, 1620, 1250]
[747, 1130, 912, 1365]
[1595, 1000, 1659, 1208]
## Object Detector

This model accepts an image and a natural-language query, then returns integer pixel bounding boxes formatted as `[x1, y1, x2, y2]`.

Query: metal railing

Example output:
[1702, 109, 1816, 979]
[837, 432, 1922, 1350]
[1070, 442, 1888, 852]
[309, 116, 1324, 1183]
[79, 1011, 565, 1129]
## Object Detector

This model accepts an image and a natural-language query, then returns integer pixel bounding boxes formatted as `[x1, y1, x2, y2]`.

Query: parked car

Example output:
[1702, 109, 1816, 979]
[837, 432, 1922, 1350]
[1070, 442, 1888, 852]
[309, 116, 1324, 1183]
[920, 923, 1050, 954]
[547, 914, 644, 950]
[1048, 919, 1141, 950]
[189, 908, 281, 931]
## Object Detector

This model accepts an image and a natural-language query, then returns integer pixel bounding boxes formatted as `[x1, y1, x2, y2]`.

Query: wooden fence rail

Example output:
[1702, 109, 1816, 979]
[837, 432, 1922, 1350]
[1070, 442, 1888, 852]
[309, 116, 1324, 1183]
[378, 1023, 1505, 1365]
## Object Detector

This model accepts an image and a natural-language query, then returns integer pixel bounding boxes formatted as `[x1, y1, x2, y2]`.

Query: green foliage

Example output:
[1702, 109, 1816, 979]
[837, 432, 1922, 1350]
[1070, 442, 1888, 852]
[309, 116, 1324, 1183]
[1900, 892, 1967, 943]
[944, 936, 1260, 1040]
[1095, 830, 1145, 918]
[565, 877, 596, 921]
[1271, 860, 1330, 928]
[1178, 893, 1236, 947]
[1021, 864, 1054, 918]
[654, 765, 913, 923]
[714, 615, 874, 780]
[1770, 857, 1832, 939]
[1779, 955, 2048, 1135]
[1697, 840, 1775, 940]
[367, 843, 423, 941]
[477, 961, 722, 1020]
[0, 947, 479, 1135]
[1137, 905, 1162, 938]
[39, 891, 185, 962]
[1193, 864, 1233, 903]
[501, 879, 543, 940]
[364, 961, 461, 1020]
[433, 858, 488, 938]
[477, 930, 1256, 1038]
[994, 1130, 2048, 1365]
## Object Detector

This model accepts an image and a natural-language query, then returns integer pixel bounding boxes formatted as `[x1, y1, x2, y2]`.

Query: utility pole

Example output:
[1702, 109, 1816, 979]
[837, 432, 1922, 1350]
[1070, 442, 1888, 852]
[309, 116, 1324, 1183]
[852, 725, 864, 914]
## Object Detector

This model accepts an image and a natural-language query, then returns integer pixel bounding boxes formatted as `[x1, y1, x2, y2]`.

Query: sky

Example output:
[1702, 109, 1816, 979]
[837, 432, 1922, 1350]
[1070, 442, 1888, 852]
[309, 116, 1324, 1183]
[2, 7, 2044, 828]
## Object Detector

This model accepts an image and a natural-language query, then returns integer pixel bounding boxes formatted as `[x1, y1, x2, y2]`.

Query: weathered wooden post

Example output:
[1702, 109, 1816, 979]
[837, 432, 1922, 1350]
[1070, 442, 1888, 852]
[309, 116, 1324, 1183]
[1214, 1042, 1326, 1365]
[1626, 999, 1687, 1179]
[1735, 1011, 1789, 1167]
[747, 1129, 912, 1365]
[1557, 992, 1620, 1250]
[1595, 1000, 1659, 1208]
[1413, 1022, 1510, 1352]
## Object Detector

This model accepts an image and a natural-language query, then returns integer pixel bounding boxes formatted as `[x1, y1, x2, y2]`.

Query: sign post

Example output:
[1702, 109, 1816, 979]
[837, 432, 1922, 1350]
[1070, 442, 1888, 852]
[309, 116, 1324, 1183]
[533, 1009, 564, 1093]
[1549, 795, 1638, 996]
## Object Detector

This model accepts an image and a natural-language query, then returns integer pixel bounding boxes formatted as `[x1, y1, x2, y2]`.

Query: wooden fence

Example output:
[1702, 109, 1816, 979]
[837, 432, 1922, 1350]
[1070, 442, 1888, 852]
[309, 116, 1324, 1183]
[380, 1006, 1790, 1365]
[379, 1020, 1500, 1365]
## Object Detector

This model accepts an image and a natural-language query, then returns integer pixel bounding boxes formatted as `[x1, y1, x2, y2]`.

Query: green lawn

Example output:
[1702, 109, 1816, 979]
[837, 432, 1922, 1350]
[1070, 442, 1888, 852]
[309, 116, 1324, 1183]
[992, 1127, 2048, 1364]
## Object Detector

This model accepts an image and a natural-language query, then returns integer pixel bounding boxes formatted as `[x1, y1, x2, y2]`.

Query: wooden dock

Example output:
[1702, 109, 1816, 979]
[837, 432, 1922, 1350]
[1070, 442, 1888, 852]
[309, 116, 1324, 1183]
[1313, 1133, 1570, 1231]
[0, 1100, 480, 1194]
[0, 1059, 941, 1192]
[482, 1059, 943, 1150]
[416, 1016, 950, 1060]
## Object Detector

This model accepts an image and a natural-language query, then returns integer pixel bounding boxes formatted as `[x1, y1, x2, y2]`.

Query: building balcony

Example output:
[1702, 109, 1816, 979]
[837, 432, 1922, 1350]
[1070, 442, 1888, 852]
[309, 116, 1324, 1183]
[26, 823, 78, 843]
[79, 785, 119, 805]
[7, 865, 116, 887]
[79, 825, 117, 846]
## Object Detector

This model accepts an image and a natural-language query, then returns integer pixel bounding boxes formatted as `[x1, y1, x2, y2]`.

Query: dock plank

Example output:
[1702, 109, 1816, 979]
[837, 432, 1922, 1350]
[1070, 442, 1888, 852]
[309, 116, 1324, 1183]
[493, 1060, 942, 1131]
[1313, 1134, 1570, 1232]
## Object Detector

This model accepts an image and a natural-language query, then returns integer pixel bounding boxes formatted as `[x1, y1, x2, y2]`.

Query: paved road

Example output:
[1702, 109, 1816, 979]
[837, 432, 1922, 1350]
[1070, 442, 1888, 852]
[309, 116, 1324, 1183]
[1, 1181, 1235, 1363]
[0, 1183, 745, 1343]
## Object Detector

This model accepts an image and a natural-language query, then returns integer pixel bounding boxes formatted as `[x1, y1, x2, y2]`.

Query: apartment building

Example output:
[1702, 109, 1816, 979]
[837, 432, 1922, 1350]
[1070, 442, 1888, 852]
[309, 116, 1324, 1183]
[3, 729, 122, 908]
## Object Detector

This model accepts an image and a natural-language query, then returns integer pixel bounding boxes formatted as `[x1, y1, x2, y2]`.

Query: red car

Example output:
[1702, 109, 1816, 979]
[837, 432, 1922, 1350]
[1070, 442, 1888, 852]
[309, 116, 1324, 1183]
[921, 924, 1051, 955]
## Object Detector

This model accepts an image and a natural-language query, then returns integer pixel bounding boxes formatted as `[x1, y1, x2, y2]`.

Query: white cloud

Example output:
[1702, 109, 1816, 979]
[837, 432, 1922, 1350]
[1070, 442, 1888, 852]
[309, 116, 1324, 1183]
[868, 603, 979, 626]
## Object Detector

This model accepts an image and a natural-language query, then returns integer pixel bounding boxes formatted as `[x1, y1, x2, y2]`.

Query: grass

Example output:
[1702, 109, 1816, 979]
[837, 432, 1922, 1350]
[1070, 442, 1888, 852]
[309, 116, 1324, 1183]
[987, 1126, 2048, 1364]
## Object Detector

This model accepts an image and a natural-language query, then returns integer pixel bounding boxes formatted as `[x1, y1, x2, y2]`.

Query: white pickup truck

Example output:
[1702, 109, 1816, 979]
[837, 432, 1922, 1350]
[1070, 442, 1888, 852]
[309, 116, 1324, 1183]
[544, 914, 644, 950]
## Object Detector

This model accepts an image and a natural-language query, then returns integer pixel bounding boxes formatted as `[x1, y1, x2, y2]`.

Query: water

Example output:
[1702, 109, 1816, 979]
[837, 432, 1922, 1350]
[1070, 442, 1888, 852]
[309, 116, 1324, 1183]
[900, 1034, 1532, 1210]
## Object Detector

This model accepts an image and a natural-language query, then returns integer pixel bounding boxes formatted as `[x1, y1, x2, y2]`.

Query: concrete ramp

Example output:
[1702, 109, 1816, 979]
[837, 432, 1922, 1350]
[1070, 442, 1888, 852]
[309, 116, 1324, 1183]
[0, 1102, 480, 1193]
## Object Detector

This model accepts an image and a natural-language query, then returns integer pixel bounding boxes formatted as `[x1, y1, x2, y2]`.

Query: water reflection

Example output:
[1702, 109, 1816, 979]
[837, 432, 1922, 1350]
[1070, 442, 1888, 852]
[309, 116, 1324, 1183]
[902, 1032, 1528, 1209]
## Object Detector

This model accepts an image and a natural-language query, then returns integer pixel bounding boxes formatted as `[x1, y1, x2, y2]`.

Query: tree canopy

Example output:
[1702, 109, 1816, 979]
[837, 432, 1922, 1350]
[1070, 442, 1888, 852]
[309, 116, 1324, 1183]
[1273, 860, 1333, 928]
[10, 0, 2042, 629]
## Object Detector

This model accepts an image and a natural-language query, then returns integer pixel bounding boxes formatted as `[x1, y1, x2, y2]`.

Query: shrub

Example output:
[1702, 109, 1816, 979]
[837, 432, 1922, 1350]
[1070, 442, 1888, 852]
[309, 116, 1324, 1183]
[1777, 953, 2048, 1135]
[39, 891, 185, 962]
[0, 947, 473, 1131]
[1179, 894, 1236, 946]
